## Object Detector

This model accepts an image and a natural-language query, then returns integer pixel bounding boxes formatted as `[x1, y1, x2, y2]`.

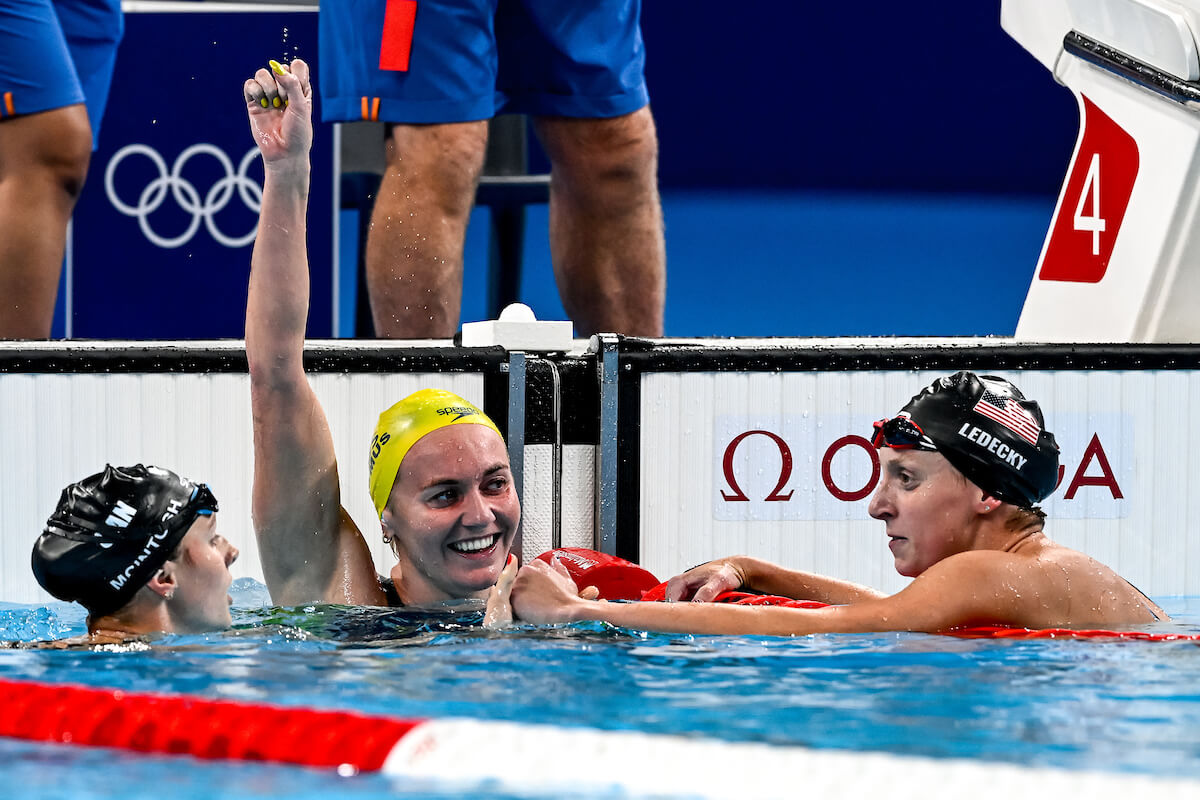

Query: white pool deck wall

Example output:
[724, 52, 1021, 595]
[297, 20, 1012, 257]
[2, 340, 1199, 605]
[0, 343, 594, 605]
[637, 366, 1199, 598]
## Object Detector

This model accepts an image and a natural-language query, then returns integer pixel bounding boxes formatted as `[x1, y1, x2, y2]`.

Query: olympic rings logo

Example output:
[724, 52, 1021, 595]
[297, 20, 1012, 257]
[104, 144, 263, 249]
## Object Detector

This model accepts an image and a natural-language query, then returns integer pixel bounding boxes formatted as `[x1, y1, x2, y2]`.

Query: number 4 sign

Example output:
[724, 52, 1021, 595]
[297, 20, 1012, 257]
[1039, 97, 1139, 283]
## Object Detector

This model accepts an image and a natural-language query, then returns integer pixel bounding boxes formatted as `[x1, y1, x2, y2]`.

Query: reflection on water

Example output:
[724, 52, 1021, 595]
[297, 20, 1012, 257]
[1, 583, 1200, 798]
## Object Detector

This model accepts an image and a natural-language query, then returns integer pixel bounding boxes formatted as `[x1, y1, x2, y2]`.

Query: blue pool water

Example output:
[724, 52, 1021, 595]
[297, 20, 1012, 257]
[2, 582, 1200, 798]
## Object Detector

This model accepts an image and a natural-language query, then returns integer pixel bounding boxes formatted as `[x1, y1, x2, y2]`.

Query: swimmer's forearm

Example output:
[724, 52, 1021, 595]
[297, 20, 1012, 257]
[567, 597, 853, 636]
[247, 161, 311, 371]
[739, 558, 886, 604]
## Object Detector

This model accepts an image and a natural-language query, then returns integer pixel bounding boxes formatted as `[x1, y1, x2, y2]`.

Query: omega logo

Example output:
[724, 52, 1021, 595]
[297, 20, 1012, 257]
[720, 430, 1123, 503]
[720, 431, 795, 502]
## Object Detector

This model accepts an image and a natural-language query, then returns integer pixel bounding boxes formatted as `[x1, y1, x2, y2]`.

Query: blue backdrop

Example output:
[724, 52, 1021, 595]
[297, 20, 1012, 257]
[490, 2, 1080, 336]
[64, 7, 335, 339]
[63, 2, 1077, 338]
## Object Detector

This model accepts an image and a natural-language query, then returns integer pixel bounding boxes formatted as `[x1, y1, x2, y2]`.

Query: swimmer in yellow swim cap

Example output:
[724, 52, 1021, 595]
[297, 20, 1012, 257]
[242, 60, 518, 608]
[367, 389, 517, 604]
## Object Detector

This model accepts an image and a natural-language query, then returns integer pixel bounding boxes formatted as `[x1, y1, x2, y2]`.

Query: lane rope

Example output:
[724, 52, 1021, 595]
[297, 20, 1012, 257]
[1, 677, 1199, 797]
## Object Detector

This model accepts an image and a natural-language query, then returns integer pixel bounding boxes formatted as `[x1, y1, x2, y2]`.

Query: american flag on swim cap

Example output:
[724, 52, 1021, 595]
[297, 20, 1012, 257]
[973, 381, 1041, 444]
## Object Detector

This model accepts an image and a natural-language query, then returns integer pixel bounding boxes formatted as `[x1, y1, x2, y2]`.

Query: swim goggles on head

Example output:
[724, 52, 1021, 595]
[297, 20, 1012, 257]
[871, 417, 937, 451]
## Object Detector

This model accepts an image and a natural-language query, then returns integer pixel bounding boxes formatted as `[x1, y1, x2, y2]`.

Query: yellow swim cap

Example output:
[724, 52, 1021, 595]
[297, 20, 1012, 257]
[367, 389, 503, 517]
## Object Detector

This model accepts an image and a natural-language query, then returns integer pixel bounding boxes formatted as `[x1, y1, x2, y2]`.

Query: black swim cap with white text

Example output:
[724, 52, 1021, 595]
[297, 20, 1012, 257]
[32, 464, 218, 617]
[880, 372, 1059, 507]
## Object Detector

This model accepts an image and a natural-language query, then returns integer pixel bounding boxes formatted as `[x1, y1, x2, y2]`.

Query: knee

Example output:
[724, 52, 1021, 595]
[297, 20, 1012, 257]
[0, 108, 93, 200]
[383, 122, 488, 215]
[50, 123, 93, 200]
[543, 108, 659, 188]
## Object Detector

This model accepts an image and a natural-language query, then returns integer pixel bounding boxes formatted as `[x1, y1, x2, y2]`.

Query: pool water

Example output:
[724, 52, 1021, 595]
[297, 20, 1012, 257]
[2, 581, 1199, 799]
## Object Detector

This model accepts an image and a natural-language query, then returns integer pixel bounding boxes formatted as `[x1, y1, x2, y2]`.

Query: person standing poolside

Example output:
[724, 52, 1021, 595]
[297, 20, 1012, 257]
[0, 0, 123, 337]
[30, 464, 239, 646]
[511, 371, 1168, 634]
[243, 61, 520, 610]
[319, 0, 665, 338]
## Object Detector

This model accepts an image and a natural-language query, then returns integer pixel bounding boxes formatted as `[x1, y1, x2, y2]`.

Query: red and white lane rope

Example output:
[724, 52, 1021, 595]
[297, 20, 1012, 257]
[0, 677, 1197, 798]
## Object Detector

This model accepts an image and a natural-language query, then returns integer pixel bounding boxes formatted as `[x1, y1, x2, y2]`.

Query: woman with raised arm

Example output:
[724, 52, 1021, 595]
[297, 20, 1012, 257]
[243, 60, 519, 612]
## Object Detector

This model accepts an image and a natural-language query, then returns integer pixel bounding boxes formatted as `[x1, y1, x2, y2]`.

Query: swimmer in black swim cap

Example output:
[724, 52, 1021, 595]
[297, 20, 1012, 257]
[864, 371, 1062, 579]
[870, 371, 1060, 508]
[510, 372, 1169, 634]
[32, 464, 239, 643]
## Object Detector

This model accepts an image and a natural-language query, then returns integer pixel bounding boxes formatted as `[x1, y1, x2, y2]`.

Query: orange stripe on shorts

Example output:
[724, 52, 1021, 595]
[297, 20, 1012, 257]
[3, 92, 13, 116]
[361, 96, 370, 120]
[371, 97, 381, 121]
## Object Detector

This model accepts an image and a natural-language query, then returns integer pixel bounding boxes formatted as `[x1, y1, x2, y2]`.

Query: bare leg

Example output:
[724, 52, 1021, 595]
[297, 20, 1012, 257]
[366, 121, 488, 338]
[534, 107, 665, 337]
[0, 105, 92, 338]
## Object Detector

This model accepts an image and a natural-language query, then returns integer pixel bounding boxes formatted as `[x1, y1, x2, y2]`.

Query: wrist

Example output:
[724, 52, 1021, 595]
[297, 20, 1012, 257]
[564, 595, 597, 623]
[263, 158, 311, 182]
[729, 556, 756, 589]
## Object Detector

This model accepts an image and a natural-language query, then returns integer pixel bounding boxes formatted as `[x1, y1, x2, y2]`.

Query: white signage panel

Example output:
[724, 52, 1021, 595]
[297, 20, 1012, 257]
[641, 370, 1195, 597]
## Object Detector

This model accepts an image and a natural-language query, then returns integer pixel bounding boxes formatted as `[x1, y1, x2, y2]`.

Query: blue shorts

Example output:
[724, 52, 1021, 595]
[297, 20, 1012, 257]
[319, 0, 649, 124]
[0, 0, 123, 148]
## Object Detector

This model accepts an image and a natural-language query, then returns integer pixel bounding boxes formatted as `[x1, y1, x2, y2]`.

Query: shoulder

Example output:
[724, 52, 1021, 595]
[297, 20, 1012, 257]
[883, 550, 1051, 630]
[914, 547, 1068, 597]
[918, 549, 1025, 582]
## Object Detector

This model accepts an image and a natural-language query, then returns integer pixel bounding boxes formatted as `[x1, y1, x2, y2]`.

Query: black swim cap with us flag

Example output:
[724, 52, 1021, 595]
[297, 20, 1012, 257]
[32, 464, 218, 616]
[874, 372, 1060, 507]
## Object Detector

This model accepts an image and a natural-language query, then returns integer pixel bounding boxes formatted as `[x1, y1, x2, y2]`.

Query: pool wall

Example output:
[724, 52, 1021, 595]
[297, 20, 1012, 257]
[1, 338, 1196, 603]
[0, 342, 593, 604]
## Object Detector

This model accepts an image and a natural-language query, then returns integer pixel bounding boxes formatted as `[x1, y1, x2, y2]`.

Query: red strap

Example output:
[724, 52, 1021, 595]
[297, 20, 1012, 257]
[947, 625, 1200, 641]
[640, 581, 829, 609]
[380, 0, 417, 72]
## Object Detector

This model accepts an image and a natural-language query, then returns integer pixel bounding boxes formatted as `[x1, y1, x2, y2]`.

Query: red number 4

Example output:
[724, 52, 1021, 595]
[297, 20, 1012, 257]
[1039, 97, 1139, 284]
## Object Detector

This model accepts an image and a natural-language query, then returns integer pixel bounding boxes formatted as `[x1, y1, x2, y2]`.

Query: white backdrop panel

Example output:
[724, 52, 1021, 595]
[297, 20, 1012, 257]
[639, 369, 1198, 598]
[0, 371, 485, 603]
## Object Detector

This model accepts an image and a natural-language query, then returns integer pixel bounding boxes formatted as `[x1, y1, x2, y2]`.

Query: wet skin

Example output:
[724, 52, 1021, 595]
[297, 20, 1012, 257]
[383, 424, 520, 606]
[168, 514, 240, 633]
[868, 448, 989, 577]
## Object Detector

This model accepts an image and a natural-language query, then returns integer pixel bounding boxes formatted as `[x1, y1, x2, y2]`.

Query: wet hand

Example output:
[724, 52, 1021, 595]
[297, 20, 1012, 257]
[244, 58, 312, 164]
[664, 559, 746, 603]
[511, 556, 587, 624]
[482, 553, 518, 629]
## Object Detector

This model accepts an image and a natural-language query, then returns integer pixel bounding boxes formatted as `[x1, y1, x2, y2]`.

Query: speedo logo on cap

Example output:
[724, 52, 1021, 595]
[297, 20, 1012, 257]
[437, 406, 479, 422]
[957, 424, 1028, 470]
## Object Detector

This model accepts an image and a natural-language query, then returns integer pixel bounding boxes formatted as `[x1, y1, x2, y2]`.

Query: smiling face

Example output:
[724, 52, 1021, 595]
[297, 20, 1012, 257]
[384, 424, 520, 605]
[867, 449, 987, 577]
[166, 513, 239, 633]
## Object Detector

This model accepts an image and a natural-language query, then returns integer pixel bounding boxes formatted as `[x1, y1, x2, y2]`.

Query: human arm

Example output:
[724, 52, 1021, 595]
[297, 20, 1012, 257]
[243, 60, 385, 606]
[664, 556, 886, 604]
[482, 554, 518, 629]
[513, 552, 1046, 635]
